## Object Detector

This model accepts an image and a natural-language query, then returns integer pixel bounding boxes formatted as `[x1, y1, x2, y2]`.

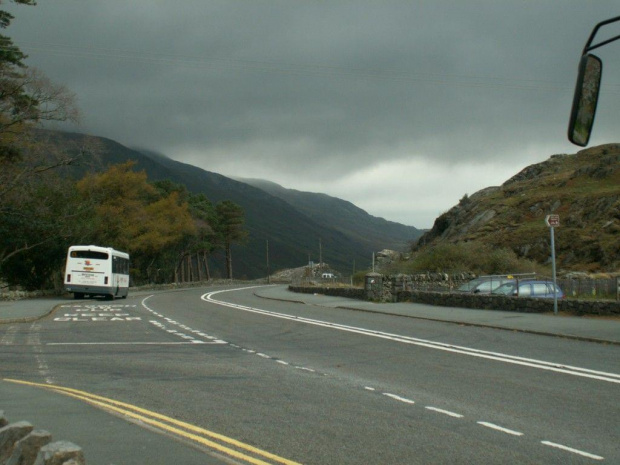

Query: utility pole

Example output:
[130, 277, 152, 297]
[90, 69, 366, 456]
[266, 239, 270, 284]
[545, 215, 560, 315]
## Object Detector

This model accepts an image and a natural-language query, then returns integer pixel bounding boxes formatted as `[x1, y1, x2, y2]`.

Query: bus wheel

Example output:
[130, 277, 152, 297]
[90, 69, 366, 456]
[74, 293, 84, 300]
[105, 294, 114, 301]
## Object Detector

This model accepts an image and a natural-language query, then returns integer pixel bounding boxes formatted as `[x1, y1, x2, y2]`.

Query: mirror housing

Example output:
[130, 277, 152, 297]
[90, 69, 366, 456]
[568, 54, 602, 147]
[568, 15, 620, 146]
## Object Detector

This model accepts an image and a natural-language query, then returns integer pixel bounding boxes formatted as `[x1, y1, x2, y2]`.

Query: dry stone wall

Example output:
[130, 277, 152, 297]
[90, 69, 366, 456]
[0, 412, 85, 465]
[290, 273, 620, 316]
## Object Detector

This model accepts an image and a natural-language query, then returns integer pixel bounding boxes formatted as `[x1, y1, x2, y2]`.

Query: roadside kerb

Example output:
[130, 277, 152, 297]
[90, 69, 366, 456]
[0, 303, 63, 325]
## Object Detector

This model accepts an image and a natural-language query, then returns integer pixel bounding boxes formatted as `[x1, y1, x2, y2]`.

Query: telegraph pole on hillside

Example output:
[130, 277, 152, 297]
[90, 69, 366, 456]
[266, 239, 270, 284]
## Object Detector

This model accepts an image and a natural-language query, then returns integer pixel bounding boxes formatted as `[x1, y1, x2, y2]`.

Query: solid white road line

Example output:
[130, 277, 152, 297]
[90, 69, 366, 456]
[201, 287, 620, 384]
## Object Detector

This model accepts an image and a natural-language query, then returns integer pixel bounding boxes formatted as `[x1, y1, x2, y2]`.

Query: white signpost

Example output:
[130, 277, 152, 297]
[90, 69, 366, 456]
[545, 215, 560, 315]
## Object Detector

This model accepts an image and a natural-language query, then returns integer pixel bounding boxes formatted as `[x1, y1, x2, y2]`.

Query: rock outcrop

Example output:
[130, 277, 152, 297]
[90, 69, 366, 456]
[415, 144, 620, 271]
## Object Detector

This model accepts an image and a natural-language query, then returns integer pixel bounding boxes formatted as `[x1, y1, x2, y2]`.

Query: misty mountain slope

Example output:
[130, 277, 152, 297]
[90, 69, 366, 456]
[238, 178, 423, 253]
[415, 144, 620, 271]
[41, 130, 412, 278]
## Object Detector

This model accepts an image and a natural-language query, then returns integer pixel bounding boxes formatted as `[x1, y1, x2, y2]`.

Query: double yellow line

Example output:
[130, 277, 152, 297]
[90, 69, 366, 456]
[4, 379, 302, 465]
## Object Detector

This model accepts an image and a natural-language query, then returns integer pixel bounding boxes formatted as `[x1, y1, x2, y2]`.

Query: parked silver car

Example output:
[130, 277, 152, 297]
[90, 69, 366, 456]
[457, 277, 514, 294]
[492, 280, 565, 299]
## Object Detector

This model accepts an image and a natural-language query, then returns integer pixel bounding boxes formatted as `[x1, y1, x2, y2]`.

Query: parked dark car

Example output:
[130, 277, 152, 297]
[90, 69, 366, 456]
[491, 280, 565, 299]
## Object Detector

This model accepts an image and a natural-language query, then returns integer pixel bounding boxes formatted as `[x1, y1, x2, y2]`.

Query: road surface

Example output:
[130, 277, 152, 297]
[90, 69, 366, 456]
[1, 285, 618, 464]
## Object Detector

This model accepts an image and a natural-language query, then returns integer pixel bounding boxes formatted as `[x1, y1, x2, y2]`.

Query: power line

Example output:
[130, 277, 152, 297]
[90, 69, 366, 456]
[7, 41, 620, 94]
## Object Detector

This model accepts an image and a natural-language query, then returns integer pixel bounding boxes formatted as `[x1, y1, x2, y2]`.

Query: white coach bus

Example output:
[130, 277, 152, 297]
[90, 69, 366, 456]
[64, 245, 130, 300]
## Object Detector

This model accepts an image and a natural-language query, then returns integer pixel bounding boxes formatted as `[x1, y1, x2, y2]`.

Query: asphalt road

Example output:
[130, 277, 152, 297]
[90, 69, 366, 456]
[1, 285, 619, 464]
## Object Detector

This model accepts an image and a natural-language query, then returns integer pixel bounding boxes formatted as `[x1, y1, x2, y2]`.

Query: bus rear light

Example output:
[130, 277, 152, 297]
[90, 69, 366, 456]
[66, 274, 71, 282]
[104, 276, 109, 285]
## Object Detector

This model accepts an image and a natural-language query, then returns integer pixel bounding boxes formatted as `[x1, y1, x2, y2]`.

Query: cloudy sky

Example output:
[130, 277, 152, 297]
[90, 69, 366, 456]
[5, 1, 620, 228]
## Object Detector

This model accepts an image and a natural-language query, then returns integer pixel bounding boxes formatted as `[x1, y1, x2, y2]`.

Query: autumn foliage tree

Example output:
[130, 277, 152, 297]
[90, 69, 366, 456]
[76, 162, 197, 282]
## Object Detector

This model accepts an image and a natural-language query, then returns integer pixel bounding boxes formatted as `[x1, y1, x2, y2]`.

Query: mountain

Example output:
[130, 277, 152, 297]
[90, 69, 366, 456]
[39, 130, 420, 278]
[236, 178, 422, 253]
[415, 144, 620, 272]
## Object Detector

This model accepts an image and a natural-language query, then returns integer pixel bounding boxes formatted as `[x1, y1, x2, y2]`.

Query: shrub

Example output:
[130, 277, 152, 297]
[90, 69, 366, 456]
[400, 241, 547, 276]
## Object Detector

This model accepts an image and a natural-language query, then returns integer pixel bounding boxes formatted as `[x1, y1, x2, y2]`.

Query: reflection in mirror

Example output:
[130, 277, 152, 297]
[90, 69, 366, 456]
[568, 54, 602, 146]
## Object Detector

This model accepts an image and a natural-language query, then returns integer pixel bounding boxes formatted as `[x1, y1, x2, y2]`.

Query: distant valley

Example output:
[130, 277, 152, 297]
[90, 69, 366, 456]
[42, 130, 423, 279]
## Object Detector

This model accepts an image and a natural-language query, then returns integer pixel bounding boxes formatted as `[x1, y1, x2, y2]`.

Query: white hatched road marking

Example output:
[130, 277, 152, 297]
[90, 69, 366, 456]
[1, 325, 19, 345]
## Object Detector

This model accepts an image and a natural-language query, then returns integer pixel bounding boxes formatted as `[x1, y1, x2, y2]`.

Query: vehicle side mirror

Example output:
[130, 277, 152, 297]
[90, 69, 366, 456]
[568, 54, 602, 146]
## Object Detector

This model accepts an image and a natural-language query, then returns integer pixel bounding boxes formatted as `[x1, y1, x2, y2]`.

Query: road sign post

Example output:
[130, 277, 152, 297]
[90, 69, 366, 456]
[545, 215, 560, 315]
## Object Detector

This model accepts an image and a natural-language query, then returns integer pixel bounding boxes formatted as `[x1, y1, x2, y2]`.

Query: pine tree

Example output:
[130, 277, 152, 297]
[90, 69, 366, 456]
[215, 201, 248, 279]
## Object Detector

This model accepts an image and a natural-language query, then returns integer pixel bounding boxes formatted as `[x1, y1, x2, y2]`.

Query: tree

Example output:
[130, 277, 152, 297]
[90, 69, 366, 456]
[0, 173, 84, 289]
[75, 162, 197, 283]
[215, 200, 248, 280]
[149, 181, 218, 283]
[0, 1, 80, 287]
[0, 1, 78, 165]
[180, 193, 218, 282]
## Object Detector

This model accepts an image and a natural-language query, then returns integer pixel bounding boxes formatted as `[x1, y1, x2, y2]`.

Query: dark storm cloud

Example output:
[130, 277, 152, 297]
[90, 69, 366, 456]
[4, 1, 620, 226]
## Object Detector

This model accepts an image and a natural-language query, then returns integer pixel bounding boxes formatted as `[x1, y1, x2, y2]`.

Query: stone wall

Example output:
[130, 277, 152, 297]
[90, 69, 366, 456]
[398, 290, 620, 316]
[289, 286, 365, 300]
[0, 290, 58, 302]
[290, 274, 620, 316]
[0, 411, 85, 465]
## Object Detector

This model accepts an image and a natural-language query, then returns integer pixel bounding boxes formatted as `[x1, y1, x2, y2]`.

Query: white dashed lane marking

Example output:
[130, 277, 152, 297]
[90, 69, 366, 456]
[541, 441, 604, 461]
[143, 291, 609, 462]
[142, 296, 323, 375]
[382, 393, 415, 404]
[477, 421, 524, 437]
[425, 406, 464, 418]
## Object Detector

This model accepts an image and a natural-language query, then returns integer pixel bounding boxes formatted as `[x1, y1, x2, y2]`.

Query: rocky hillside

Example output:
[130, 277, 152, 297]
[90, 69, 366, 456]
[415, 144, 620, 272]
